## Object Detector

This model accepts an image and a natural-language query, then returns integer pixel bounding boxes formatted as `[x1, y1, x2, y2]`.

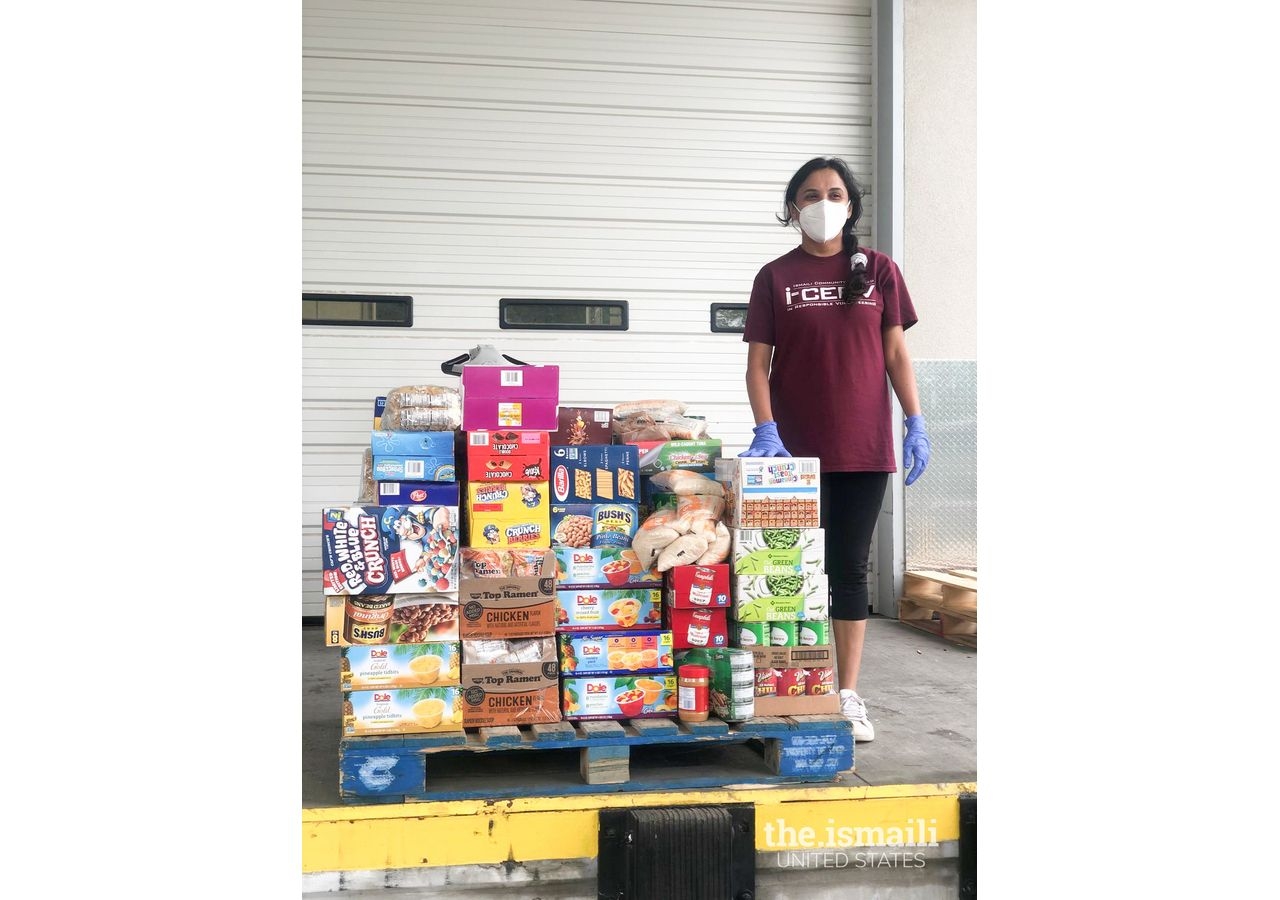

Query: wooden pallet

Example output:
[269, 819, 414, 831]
[338, 714, 854, 804]
[899, 569, 977, 648]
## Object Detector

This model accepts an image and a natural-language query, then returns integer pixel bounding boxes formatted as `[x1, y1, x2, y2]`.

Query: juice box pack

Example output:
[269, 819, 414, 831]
[730, 529, 826, 576]
[558, 630, 674, 675]
[561, 674, 677, 720]
[340, 642, 461, 690]
[460, 365, 559, 431]
[343, 687, 464, 736]
[550, 406, 612, 446]
[555, 587, 662, 631]
[321, 506, 461, 595]
[550, 503, 639, 550]
[552, 547, 662, 588]
[465, 430, 550, 482]
[372, 481, 461, 507]
[714, 457, 821, 528]
[371, 430, 457, 457]
[549, 444, 640, 503]
[465, 482, 551, 549]
[372, 456, 457, 483]
[733, 572, 830, 622]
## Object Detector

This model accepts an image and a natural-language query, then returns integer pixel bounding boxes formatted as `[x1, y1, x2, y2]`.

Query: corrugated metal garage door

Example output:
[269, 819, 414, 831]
[302, 0, 875, 615]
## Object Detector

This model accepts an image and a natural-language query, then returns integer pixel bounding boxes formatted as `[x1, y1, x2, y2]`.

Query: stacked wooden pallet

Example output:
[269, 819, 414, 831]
[898, 569, 977, 648]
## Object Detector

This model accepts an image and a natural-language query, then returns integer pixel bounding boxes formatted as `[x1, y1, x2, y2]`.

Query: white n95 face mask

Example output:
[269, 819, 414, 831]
[796, 200, 850, 243]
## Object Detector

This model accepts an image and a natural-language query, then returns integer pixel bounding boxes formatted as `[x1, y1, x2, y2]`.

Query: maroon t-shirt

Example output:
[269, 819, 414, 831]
[742, 246, 918, 472]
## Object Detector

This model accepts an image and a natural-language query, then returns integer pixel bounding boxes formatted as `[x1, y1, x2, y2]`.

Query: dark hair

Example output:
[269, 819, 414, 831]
[777, 156, 867, 301]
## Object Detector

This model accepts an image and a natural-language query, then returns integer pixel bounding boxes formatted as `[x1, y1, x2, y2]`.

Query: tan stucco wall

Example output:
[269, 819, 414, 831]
[903, 0, 977, 360]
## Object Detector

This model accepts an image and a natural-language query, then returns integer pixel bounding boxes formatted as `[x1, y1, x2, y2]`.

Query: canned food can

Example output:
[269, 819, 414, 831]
[769, 621, 798, 647]
[731, 670, 756, 695]
[754, 667, 777, 697]
[724, 648, 755, 671]
[715, 700, 756, 722]
[737, 622, 769, 647]
[805, 666, 835, 695]
[775, 667, 808, 697]
[797, 620, 828, 646]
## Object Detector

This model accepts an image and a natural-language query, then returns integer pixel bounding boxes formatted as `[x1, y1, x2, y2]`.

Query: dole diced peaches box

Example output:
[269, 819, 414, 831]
[558, 630, 674, 676]
[555, 587, 662, 631]
[321, 506, 460, 595]
[340, 642, 461, 691]
[552, 547, 662, 589]
[561, 674, 677, 720]
[465, 430, 550, 482]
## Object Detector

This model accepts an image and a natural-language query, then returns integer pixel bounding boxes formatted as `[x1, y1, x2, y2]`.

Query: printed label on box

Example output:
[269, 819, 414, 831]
[371, 430, 457, 457]
[559, 630, 674, 675]
[715, 457, 821, 528]
[630, 439, 723, 475]
[375, 481, 461, 506]
[322, 506, 460, 595]
[549, 445, 640, 503]
[733, 573, 829, 622]
[552, 547, 662, 588]
[344, 687, 464, 735]
[372, 456, 457, 482]
[561, 674, 677, 720]
[555, 587, 662, 631]
[466, 430, 549, 482]
[667, 607, 730, 650]
[730, 529, 825, 576]
[550, 503, 639, 549]
[341, 642, 461, 690]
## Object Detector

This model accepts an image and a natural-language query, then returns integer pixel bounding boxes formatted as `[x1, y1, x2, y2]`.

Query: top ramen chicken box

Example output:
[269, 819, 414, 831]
[322, 506, 460, 595]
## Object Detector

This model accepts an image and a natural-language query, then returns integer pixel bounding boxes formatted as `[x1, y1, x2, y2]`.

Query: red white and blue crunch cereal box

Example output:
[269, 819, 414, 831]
[322, 505, 460, 595]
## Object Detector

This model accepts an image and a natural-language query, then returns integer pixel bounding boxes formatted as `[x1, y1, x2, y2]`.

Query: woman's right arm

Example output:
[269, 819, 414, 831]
[745, 341, 775, 426]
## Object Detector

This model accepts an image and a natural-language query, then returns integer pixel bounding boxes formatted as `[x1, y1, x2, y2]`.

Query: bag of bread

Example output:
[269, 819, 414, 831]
[382, 385, 462, 431]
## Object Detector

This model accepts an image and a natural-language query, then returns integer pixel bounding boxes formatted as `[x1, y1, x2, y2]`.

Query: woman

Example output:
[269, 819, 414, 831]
[740, 156, 931, 742]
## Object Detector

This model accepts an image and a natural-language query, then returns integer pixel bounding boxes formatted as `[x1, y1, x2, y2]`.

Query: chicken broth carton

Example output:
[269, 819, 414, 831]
[321, 505, 461, 595]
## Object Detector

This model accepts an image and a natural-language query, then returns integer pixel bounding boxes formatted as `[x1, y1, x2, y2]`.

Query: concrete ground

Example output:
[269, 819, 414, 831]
[302, 616, 975, 807]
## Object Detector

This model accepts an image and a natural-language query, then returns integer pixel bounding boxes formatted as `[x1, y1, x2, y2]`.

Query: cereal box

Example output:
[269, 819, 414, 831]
[461, 365, 560, 431]
[465, 482, 551, 549]
[552, 547, 662, 588]
[373, 481, 461, 506]
[340, 642, 461, 690]
[551, 406, 613, 446]
[666, 607, 729, 650]
[664, 564, 730, 608]
[465, 430, 550, 482]
[344, 687, 464, 735]
[558, 630, 674, 675]
[323, 594, 462, 647]
[561, 674, 678, 720]
[733, 572, 830, 622]
[730, 528, 825, 576]
[714, 457, 821, 528]
[629, 439, 723, 475]
[555, 587, 662, 631]
[549, 444, 640, 503]
[372, 456, 457, 483]
[321, 506, 460, 595]
[550, 503, 639, 550]
[460, 660, 561, 727]
[371, 430, 457, 457]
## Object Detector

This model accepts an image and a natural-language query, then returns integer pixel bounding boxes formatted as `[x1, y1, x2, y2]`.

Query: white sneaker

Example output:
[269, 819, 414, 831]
[840, 690, 875, 742]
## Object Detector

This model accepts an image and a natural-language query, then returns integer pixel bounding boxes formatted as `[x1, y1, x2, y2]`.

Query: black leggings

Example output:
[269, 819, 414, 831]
[821, 472, 889, 621]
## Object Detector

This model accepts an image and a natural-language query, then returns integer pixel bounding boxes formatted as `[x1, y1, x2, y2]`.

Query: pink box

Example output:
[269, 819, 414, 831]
[461, 365, 560, 431]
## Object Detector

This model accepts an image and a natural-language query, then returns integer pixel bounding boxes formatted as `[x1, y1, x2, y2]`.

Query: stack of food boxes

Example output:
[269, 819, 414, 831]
[715, 456, 839, 716]
[323, 391, 465, 738]
[550, 443, 678, 720]
[457, 365, 562, 727]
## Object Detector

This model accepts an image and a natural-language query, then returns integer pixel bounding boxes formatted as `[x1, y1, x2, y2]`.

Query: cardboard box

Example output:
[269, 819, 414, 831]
[465, 482, 551, 549]
[373, 396, 386, 430]
[460, 548, 553, 579]
[628, 439, 723, 475]
[465, 430, 551, 482]
[551, 406, 613, 446]
[461, 365, 560, 431]
[730, 528, 825, 576]
[746, 644, 835, 670]
[751, 693, 840, 717]
[457, 553, 558, 639]
[733, 572, 829, 622]
[549, 445, 640, 503]
[321, 506, 460, 595]
[556, 587, 662, 631]
[561, 674, 677, 720]
[552, 547, 662, 588]
[462, 637, 556, 665]
[344, 687, 464, 736]
[323, 594, 461, 647]
[460, 660, 562, 727]
[665, 564, 730, 608]
[340, 642, 461, 690]
[371, 430, 457, 457]
[550, 503, 640, 549]
[666, 607, 729, 650]
[714, 457, 821, 528]
[372, 456, 457, 482]
[372, 481, 461, 506]
[559, 630, 674, 675]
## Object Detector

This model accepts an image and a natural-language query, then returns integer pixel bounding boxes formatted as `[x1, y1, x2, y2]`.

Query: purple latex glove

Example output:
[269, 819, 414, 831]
[739, 421, 792, 458]
[903, 414, 931, 485]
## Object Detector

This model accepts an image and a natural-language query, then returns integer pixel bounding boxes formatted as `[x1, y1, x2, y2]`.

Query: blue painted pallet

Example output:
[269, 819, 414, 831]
[339, 714, 854, 804]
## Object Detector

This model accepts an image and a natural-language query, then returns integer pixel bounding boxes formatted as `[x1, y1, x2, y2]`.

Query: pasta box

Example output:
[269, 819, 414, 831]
[456, 550, 557, 640]
[464, 482, 551, 549]
[323, 594, 461, 647]
[730, 528, 826, 576]
[629, 439, 723, 475]
[465, 430, 550, 482]
[549, 444, 640, 503]
[371, 430, 457, 457]
[561, 674, 678, 720]
[321, 506, 460, 595]
[665, 607, 729, 650]
[664, 564, 730, 608]
[552, 547, 662, 589]
[372, 455, 457, 483]
[459, 660, 562, 727]
[460, 365, 560, 431]
[551, 406, 613, 446]
[555, 587, 662, 631]
[558, 630, 674, 675]
[340, 642, 461, 691]
[372, 481, 461, 507]
[343, 687, 464, 736]
[550, 503, 639, 550]
[714, 457, 822, 528]
[733, 572, 830, 622]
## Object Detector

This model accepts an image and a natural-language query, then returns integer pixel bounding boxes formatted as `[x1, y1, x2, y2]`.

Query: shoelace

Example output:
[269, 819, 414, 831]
[841, 693, 868, 719]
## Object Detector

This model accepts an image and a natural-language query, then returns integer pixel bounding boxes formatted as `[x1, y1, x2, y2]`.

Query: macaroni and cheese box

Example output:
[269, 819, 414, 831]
[555, 587, 662, 631]
[552, 547, 662, 588]
[549, 444, 640, 503]
[461, 365, 560, 431]
[373, 455, 457, 483]
[465, 482, 551, 549]
[561, 674, 678, 720]
[465, 430, 550, 482]
[459, 660, 562, 727]
[664, 564, 730, 608]
[372, 481, 461, 506]
[323, 594, 461, 648]
[551, 406, 613, 446]
[730, 528, 826, 576]
[371, 430, 457, 457]
[714, 457, 822, 528]
[629, 439, 723, 475]
[457, 553, 558, 639]
[344, 687, 464, 736]
[666, 607, 729, 650]
[321, 506, 460, 595]
[340, 642, 462, 691]
[558, 630, 674, 675]
[550, 503, 639, 550]
[732, 572, 830, 622]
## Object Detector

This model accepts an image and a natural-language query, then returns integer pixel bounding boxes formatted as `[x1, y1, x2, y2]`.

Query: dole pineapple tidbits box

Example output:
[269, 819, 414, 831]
[551, 406, 612, 446]
[461, 365, 559, 431]
[322, 506, 460, 595]
[714, 457, 821, 528]
[549, 444, 640, 503]
[466, 430, 550, 482]
[465, 481, 550, 549]
[340, 642, 461, 691]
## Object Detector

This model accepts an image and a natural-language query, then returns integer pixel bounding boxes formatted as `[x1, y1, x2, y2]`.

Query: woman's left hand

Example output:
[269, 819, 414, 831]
[903, 414, 931, 485]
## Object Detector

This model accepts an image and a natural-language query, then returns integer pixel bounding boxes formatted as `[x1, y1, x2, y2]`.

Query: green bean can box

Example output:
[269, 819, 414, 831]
[730, 528, 825, 576]
[733, 572, 829, 622]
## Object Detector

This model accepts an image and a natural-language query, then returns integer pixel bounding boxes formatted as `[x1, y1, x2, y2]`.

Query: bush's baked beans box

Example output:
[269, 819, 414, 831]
[457, 550, 557, 640]
[465, 430, 550, 482]
[552, 547, 662, 589]
[340, 642, 462, 691]
[733, 572, 829, 622]
[629, 439, 723, 475]
[555, 587, 661, 631]
[321, 505, 461, 595]
[464, 482, 551, 549]
[664, 564, 730, 608]
[371, 430, 457, 457]
[372, 481, 461, 507]
[665, 607, 729, 650]
[551, 406, 613, 446]
[343, 687, 465, 736]
[549, 444, 640, 503]
[372, 456, 457, 482]
[324, 594, 462, 648]
[559, 629, 673, 675]
[550, 503, 639, 550]
[459, 659, 562, 727]
[460, 364, 560, 431]
[714, 457, 821, 528]
[561, 674, 678, 720]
